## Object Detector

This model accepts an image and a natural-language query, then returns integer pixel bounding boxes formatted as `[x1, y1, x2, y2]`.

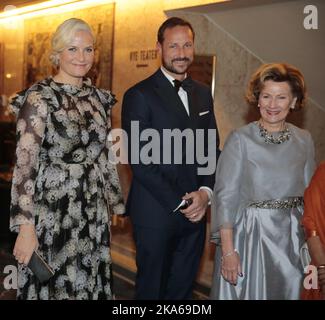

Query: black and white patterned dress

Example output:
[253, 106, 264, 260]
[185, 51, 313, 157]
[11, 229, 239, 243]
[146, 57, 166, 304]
[9, 77, 125, 300]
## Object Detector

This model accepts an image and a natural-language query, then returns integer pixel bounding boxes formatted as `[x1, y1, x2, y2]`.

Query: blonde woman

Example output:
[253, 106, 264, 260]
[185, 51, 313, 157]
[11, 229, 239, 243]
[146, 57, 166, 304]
[10, 18, 124, 300]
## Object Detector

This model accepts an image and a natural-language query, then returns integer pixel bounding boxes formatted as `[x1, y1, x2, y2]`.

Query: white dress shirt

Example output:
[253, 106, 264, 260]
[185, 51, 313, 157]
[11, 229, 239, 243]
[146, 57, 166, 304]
[160, 67, 189, 115]
[160, 67, 213, 210]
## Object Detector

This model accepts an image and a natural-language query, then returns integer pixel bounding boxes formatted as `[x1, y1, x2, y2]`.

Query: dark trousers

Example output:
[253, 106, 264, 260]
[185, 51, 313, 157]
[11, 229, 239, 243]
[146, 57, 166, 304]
[133, 221, 206, 300]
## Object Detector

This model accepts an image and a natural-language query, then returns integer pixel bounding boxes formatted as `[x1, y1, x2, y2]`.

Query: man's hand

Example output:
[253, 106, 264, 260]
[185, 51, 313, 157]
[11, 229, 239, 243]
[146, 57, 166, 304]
[13, 224, 39, 265]
[180, 190, 209, 223]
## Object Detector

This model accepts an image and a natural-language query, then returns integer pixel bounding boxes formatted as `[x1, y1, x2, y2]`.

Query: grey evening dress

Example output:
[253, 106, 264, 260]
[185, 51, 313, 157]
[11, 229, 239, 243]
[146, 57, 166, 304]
[210, 122, 315, 300]
[9, 77, 125, 299]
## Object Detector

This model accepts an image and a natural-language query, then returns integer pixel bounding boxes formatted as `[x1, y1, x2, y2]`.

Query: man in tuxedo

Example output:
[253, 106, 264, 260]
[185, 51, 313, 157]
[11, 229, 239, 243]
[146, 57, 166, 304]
[122, 17, 220, 299]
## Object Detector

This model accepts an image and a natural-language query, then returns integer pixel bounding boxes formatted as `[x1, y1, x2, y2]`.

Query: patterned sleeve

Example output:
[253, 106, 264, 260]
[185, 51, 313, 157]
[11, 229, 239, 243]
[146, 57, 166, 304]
[95, 88, 118, 130]
[95, 88, 125, 215]
[96, 88, 117, 111]
[10, 91, 48, 232]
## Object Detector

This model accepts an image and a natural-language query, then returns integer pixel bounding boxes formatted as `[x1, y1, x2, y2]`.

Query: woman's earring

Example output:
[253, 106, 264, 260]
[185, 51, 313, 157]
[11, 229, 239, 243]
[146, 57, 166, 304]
[290, 97, 297, 109]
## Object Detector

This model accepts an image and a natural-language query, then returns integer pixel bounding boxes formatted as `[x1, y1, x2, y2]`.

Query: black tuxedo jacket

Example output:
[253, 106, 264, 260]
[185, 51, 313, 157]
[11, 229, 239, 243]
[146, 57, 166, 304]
[122, 69, 220, 228]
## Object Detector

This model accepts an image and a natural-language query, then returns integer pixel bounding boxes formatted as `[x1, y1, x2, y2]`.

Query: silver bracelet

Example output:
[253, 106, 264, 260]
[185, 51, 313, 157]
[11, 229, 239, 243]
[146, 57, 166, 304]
[222, 249, 238, 259]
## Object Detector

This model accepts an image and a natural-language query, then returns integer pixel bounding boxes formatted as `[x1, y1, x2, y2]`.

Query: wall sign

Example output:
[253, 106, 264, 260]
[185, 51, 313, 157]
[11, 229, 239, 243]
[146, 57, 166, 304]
[129, 49, 158, 68]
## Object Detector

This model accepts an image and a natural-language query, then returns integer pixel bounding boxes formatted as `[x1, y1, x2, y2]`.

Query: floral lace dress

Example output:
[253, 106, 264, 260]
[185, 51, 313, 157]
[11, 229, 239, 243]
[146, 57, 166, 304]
[9, 77, 125, 300]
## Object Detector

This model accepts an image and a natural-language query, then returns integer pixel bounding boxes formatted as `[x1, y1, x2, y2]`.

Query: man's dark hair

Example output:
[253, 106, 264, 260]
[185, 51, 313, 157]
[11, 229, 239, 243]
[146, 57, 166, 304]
[157, 17, 195, 44]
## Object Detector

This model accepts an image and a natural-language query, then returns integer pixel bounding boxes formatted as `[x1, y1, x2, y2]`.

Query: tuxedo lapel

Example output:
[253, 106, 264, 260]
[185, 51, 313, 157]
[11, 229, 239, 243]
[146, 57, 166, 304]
[153, 70, 190, 123]
[186, 79, 200, 129]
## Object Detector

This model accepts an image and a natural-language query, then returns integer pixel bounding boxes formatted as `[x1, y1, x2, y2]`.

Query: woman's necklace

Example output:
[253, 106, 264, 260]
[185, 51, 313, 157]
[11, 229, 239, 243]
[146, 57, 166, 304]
[256, 120, 291, 144]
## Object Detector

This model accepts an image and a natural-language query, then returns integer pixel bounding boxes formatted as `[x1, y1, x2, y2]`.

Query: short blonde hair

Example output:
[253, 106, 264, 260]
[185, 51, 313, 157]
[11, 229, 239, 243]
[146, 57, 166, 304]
[50, 18, 95, 66]
[245, 63, 306, 110]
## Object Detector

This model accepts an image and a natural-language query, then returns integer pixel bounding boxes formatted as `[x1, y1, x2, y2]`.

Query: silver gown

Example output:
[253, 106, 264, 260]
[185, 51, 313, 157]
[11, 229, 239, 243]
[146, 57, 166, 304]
[210, 122, 315, 300]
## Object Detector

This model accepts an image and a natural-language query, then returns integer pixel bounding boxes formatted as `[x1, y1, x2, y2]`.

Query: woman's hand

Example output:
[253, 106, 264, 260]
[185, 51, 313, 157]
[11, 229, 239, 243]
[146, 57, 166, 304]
[220, 228, 243, 285]
[221, 250, 242, 285]
[13, 224, 39, 265]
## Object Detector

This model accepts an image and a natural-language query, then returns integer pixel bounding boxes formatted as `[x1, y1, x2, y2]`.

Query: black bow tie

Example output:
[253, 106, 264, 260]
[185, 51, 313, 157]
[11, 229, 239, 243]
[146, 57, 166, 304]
[173, 77, 192, 92]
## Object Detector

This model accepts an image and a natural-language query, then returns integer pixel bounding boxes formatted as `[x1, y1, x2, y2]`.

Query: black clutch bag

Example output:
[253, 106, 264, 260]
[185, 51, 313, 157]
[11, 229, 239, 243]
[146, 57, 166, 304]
[28, 251, 54, 283]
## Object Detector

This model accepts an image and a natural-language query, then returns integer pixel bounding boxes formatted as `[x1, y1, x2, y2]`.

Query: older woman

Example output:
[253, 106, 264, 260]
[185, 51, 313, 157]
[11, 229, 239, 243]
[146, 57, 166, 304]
[10, 18, 124, 300]
[301, 162, 325, 300]
[210, 63, 315, 300]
